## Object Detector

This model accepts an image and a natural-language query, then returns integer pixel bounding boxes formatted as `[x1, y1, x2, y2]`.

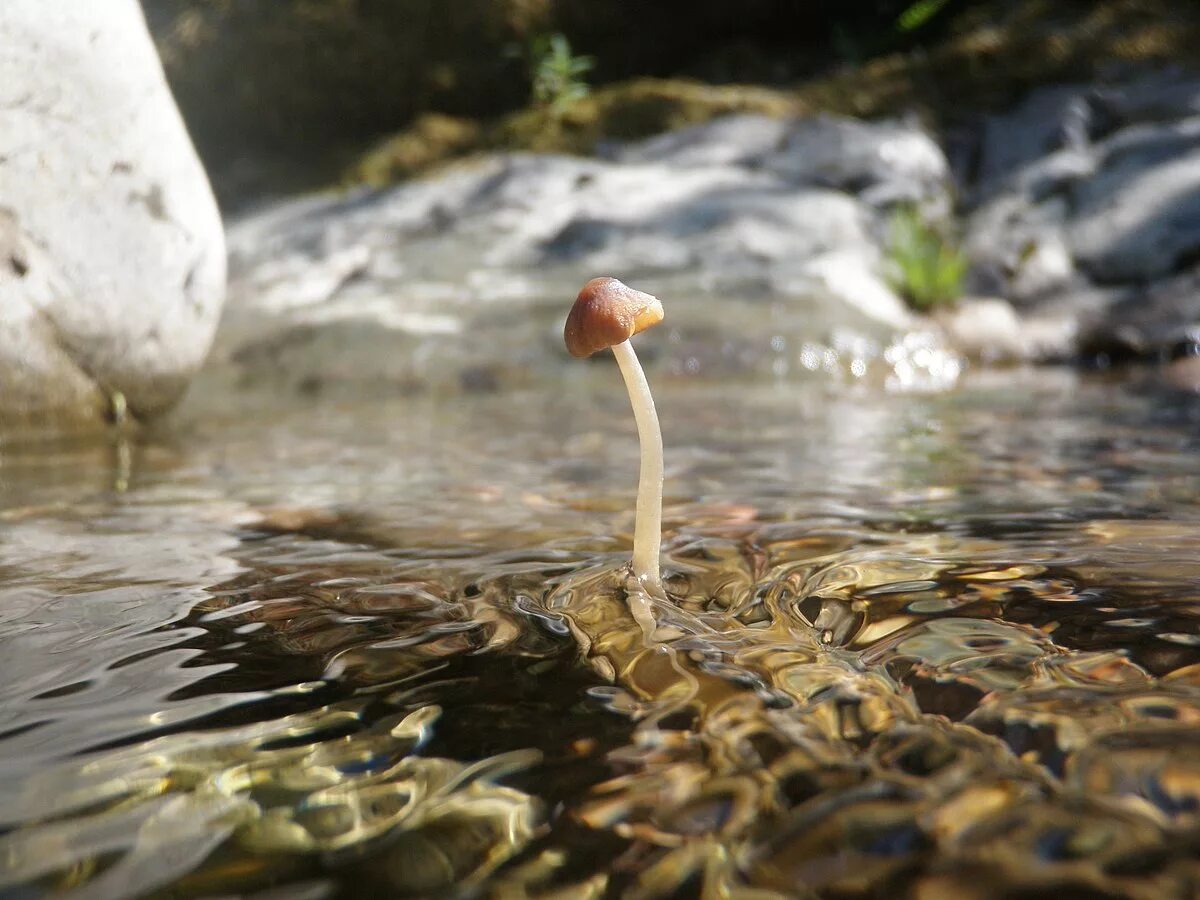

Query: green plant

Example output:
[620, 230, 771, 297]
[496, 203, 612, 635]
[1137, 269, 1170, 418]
[896, 0, 954, 33]
[885, 205, 967, 312]
[530, 34, 593, 116]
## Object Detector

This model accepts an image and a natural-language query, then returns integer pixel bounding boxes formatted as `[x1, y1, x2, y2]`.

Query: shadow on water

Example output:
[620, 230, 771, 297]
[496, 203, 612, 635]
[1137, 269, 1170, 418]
[2, 368, 1200, 897]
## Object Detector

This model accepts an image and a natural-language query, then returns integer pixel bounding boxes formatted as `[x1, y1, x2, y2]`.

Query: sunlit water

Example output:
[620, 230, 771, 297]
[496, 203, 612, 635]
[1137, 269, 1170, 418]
[2, 366, 1200, 898]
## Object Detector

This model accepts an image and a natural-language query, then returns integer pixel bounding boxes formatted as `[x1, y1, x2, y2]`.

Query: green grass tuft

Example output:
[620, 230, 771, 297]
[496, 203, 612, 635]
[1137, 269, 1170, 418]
[885, 205, 968, 312]
[530, 34, 593, 117]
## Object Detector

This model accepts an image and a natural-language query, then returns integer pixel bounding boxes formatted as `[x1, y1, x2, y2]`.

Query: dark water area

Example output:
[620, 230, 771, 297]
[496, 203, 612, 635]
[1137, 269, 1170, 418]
[2, 368, 1200, 898]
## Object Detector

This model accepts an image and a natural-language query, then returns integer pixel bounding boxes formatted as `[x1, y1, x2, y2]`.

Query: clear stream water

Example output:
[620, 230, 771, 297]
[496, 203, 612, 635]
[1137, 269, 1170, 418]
[2, 366, 1200, 898]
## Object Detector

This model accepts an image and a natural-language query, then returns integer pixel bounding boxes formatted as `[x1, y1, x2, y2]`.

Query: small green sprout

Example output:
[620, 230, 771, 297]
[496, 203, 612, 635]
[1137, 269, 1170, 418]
[530, 34, 593, 117]
[896, 0, 954, 33]
[885, 204, 968, 312]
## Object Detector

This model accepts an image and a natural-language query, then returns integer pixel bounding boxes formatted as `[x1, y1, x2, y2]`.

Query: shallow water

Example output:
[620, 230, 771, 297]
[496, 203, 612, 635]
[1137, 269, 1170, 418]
[2, 367, 1200, 898]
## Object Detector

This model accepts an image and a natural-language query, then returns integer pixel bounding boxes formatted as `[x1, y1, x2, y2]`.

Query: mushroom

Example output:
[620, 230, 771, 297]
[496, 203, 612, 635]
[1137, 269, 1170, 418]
[565, 277, 666, 593]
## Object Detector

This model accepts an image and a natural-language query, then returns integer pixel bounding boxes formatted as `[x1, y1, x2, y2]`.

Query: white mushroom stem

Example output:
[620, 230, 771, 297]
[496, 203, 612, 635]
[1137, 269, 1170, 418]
[610, 338, 663, 591]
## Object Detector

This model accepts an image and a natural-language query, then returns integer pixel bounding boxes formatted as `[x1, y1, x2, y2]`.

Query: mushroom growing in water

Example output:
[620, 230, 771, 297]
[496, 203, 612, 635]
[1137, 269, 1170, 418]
[565, 277, 665, 593]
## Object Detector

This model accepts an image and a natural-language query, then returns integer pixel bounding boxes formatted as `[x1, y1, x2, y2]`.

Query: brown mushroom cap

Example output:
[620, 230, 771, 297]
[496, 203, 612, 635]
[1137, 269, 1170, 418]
[564, 277, 665, 359]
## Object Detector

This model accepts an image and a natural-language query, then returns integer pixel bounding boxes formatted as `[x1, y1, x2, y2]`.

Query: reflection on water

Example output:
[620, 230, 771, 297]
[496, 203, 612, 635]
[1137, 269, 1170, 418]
[2, 368, 1200, 897]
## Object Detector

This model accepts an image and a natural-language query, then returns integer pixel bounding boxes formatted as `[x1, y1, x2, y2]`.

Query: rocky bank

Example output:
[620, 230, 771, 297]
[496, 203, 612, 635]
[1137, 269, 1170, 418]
[205, 113, 955, 401]
[205, 68, 1200, 401]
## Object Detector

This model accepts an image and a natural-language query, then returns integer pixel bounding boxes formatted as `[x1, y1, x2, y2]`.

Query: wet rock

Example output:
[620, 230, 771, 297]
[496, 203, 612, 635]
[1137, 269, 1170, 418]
[937, 298, 1026, 363]
[619, 113, 950, 211]
[764, 115, 950, 210]
[1068, 124, 1200, 283]
[975, 85, 1096, 191]
[782, 250, 913, 330]
[0, 0, 225, 427]
[964, 195, 1078, 306]
[966, 72, 1200, 361]
[209, 117, 949, 397]
[1076, 266, 1200, 361]
[936, 297, 1076, 363]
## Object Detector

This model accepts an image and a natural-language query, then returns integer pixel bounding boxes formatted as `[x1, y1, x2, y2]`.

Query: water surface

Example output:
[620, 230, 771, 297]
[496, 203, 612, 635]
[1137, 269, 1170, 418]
[2, 367, 1200, 898]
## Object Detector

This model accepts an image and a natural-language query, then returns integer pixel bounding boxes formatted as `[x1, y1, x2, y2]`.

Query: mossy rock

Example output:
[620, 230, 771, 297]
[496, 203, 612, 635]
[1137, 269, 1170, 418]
[496, 78, 800, 154]
[351, 115, 484, 187]
[347, 78, 802, 186]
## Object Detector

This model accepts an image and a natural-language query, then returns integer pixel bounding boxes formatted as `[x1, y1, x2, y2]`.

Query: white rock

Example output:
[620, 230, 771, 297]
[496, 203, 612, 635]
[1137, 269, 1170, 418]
[765, 115, 950, 208]
[0, 0, 225, 424]
[1009, 234, 1075, 301]
[612, 114, 793, 168]
[937, 297, 1026, 361]
[782, 251, 914, 330]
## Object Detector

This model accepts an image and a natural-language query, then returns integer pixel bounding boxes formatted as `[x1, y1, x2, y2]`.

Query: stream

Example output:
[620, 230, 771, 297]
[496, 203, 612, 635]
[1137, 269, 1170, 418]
[2, 366, 1199, 898]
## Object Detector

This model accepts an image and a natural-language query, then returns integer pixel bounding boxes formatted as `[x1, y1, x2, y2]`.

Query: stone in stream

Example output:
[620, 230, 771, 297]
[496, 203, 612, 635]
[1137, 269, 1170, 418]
[0, 0, 225, 427]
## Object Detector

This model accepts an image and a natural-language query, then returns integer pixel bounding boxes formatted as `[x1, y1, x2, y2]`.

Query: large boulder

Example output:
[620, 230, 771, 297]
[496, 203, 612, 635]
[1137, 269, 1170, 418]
[0, 0, 225, 427]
